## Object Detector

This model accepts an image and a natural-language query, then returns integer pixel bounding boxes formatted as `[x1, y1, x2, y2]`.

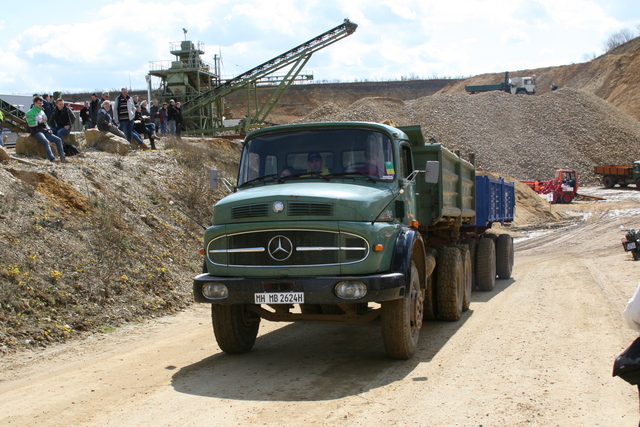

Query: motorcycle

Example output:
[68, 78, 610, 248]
[621, 225, 640, 261]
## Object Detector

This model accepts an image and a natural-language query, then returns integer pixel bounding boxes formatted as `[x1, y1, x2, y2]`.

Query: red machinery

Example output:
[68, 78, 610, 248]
[521, 169, 579, 204]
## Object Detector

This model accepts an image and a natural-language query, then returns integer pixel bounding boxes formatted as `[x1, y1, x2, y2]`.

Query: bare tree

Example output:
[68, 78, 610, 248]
[603, 28, 637, 53]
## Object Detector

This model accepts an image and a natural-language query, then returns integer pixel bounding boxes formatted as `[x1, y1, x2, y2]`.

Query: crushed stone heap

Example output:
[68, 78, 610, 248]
[297, 88, 640, 185]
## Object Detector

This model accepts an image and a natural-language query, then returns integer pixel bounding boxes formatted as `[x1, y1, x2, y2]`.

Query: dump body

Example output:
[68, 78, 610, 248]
[593, 162, 640, 188]
[593, 165, 632, 177]
[194, 122, 516, 359]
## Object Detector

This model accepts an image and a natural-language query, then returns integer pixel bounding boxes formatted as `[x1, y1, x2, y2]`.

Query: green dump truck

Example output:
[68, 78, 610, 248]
[465, 71, 537, 95]
[194, 122, 515, 359]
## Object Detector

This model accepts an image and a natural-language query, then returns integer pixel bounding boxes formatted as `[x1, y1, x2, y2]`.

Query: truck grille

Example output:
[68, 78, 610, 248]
[207, 229, 369, 267]
[288, 202, 333, 216]
[231, 204, 269, 219]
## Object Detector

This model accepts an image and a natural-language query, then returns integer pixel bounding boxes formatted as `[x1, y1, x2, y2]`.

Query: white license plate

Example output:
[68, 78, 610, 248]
[254, 292, 304, 304]
[627, 242, 637, 250]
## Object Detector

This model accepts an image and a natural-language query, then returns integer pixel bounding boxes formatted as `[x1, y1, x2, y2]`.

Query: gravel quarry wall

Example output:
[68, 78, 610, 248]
[298, 88, 640, 185]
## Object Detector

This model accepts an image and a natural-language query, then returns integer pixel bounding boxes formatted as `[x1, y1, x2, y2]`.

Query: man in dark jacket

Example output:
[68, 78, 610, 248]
[79, 101, 91, 130]
[49, 98, 76, 141]
[42, 94, 55, 119]
[167, 99, 177, 135]
[88, 93, 101, 129]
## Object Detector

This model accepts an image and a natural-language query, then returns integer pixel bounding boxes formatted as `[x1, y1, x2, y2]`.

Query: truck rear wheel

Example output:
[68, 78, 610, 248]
[381, 261, 423, 359]
[211, 304, 261, 354]
[603, 175, 615, 188]
[635, 178, 640, 189]
[461, 238, 477, 289]
[496, 234, 514, 279]
[456, 245, 472, 312]
[436, 246, 463, 321]
[476, 238, 496, 291]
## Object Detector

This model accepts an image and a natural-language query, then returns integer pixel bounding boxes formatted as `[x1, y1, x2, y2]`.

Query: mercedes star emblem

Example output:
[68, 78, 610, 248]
[268, 235, 293, 261]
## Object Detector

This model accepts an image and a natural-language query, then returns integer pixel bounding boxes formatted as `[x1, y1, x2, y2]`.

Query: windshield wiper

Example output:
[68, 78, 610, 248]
[280, 172, 330, 181]
[326, 171, 378, 183]
[238, 174, 283, 188]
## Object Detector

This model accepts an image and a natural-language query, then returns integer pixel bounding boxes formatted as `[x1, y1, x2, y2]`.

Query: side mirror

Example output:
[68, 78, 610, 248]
[424, 161, 440, 184]
[210, 169, 219, 190]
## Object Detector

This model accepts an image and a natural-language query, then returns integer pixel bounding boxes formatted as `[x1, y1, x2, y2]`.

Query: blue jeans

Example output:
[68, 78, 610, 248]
[131, 130, 143, 145]
[118, 120, 134, 143]
[34, 131, 64, 160]
[168, 120, 176, 135]
[51, 126, 71, 141]
[160, 121, 167, 134]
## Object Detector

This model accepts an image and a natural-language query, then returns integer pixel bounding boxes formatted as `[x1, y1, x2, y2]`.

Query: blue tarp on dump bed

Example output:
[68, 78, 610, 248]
[475, 175, 515, 226]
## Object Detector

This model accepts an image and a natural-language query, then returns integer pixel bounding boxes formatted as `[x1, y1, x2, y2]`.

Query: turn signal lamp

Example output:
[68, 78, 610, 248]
[410, 220, 419, 228]
[373, 244, 384, 252]
[198, 248, 205, 255]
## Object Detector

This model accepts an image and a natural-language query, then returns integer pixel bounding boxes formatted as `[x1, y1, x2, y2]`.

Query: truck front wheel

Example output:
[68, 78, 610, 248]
[603, 175, 615, 188]
[476, 238, 497, 291]
[381, 261, 423, 360]
[211, 304, 261, 354]
[436, 246, 464, 321]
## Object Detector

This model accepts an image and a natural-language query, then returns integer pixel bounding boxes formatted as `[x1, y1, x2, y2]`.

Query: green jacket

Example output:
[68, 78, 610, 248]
[26, 106, 50, 134]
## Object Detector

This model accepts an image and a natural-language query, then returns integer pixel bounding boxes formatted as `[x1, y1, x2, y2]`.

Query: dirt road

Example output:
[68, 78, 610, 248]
[2, 187, 640, 426]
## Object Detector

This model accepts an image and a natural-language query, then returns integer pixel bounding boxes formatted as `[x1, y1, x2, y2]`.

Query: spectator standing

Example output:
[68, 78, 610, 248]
[167, 99, 177, 135]
[0, 109, 4, 147]
[26, 96, 67, 162]
[80, 101, 91, 130]
[49, 98, 76, 141]
[150, 99, 160, 133]
[88, 93, 101, 129]
[113, 88, 136, 145]
[159, 102, 168, 135]
[175, 101, 184, 139]
[41, 94, 54, 119]
[101, 92, 113, 117]
[132, 94, 139, 107]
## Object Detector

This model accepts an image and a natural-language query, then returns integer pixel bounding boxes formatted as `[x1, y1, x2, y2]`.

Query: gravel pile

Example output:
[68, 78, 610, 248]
[298, 88, 640, 185]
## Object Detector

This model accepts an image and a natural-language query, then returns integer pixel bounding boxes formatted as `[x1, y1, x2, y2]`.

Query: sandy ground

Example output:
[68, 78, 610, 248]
[2, 187, 640, 426]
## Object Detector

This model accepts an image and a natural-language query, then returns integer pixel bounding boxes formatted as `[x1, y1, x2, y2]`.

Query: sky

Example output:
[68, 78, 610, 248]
[1, 0, 639, 96]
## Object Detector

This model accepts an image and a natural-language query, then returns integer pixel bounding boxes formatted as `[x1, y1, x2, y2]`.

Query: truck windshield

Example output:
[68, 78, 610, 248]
[238, 129, 395, 185]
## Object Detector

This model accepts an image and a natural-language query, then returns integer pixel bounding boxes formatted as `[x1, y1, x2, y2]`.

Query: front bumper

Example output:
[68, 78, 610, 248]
[193, 272, 405, 304]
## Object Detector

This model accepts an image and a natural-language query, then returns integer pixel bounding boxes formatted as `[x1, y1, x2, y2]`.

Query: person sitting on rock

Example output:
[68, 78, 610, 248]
[26, 96, 67, 163]
[49, 98, 76, 141]
[96, 100, 126, 139]
[134, 103, 156, 150]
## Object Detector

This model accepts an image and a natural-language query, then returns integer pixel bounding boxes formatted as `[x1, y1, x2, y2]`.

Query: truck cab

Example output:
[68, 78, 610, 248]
[508, 76, 537, 95]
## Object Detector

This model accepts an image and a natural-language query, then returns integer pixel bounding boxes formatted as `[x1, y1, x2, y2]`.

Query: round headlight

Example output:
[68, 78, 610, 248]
[335, 281, 367, 299]
[202, 283, 228, 300]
